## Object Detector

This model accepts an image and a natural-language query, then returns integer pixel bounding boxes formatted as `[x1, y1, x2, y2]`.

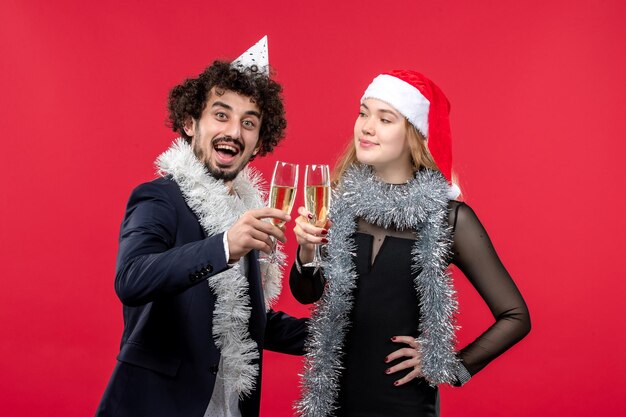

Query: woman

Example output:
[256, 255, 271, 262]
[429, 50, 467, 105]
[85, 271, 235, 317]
[290, 70, 531, 417]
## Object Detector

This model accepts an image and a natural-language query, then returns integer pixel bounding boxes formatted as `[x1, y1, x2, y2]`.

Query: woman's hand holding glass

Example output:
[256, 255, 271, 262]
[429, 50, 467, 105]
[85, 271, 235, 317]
[291, 164, 331, 270]
[295, 164, 331, 270]
[293, 206, 331, 266]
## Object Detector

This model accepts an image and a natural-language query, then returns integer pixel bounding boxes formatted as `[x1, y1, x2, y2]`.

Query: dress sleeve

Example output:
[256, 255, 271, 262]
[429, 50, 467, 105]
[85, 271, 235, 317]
[449, 202, 531, 376]
[289, 246, 326, 304]
[264, 310, 309, 355]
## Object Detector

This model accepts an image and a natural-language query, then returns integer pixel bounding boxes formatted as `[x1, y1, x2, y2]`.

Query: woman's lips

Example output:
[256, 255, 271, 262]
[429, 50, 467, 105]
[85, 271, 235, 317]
[358, 138, 378, 148]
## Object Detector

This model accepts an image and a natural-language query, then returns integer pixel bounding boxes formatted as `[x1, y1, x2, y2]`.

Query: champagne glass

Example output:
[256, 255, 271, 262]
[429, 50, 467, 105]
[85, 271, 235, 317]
[303, 164, 330, 269]
[260, 161, 299, 264]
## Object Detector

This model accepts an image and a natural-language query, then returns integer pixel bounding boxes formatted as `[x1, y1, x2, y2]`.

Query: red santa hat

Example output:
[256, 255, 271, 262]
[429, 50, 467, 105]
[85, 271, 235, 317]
[361, 69, 460, 199]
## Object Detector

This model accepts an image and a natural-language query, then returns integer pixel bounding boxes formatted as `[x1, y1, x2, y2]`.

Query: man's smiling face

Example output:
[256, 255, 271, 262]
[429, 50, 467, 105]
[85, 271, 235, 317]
[185, 87, 262, 183]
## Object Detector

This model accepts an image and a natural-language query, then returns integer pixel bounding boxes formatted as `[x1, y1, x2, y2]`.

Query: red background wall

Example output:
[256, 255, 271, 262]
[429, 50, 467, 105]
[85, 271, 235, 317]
[1, 0, 625, 415]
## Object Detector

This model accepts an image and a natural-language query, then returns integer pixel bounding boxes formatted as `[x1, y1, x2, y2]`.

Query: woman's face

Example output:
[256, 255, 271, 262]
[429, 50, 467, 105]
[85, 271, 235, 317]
[354, 98, 413, 181]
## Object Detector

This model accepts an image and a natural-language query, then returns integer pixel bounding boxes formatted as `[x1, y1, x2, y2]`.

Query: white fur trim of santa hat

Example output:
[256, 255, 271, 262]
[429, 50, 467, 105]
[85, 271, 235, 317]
[361, 74, 430, 139]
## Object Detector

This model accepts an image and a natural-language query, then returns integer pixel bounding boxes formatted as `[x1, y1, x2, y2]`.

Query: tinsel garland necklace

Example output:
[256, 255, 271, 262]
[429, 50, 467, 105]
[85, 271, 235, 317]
[155, 138, 283, 398]
[296, 164, 460, 417]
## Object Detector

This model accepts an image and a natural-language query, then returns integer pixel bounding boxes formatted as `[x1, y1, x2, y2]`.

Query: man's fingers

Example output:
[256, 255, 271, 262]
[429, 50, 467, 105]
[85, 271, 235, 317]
[247, 228, 275, 250]
[227, 208, 291, 260]
[230, 229, 272, 253]
[250, 207, 292, 223]
[257, 241, 274, 255]
[242, 216, 287, 243]
[264, 223, 287, 243]
[244, 230, 274, 254]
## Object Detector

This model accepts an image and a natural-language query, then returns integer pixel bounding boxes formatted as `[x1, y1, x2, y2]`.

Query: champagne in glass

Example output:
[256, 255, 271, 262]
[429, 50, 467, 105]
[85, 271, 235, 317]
[303, 164, 330, 269]
[269, 185, 297, 227]
[305, 184, 330, 227]
[260, 161, 299, 264]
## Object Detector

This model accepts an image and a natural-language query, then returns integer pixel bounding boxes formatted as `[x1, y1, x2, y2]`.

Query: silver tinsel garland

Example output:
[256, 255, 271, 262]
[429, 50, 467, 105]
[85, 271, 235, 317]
[296, 165, 460, 417]
[155, 139, 284, 399]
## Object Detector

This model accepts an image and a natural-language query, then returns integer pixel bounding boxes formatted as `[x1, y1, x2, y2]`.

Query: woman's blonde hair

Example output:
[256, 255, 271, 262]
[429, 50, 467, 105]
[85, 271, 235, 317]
[332, 119, 440, 184]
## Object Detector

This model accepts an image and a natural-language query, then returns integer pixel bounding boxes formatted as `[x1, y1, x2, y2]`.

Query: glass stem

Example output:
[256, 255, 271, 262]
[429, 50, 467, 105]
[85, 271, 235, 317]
[314, 243, 322, 264]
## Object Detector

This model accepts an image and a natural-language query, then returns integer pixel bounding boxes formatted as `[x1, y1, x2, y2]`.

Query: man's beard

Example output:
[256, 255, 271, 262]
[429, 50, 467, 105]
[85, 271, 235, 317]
[193, 136, 248, 182]
[204, 162, 242, 182]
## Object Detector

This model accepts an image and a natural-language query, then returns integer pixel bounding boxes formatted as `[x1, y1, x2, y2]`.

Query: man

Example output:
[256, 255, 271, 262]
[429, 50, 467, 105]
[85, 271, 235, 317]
[96, 37, 307, 417]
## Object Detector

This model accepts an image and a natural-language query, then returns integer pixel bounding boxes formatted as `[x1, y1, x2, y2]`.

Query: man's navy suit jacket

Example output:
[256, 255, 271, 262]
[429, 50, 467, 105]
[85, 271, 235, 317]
[96, 177, 307, 417]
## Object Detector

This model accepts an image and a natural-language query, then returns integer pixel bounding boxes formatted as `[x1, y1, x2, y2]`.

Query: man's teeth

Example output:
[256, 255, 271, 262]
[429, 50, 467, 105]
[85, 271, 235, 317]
[215, 144, 238, 154]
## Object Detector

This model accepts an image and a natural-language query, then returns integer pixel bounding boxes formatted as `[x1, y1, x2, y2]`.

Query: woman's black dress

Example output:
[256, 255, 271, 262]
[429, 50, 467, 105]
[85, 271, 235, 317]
[291, 201, 531, 417]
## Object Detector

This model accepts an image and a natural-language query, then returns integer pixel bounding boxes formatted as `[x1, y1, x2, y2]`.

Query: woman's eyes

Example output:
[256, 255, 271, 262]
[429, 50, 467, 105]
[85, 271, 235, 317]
[359, 111, 392, 124]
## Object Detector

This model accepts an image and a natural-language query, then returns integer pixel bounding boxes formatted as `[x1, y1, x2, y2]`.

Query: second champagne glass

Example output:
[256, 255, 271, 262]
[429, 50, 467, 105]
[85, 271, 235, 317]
[261, 161, 299, 264]
[303, 164, 330, 269]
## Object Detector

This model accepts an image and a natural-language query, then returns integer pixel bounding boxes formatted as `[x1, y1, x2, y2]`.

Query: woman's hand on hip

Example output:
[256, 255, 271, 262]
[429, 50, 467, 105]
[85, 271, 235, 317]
[385, 336, 422, 386]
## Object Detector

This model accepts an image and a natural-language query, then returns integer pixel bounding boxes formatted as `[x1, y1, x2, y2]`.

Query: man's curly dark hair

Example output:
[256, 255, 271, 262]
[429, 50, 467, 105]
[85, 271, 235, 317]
[167, 60, 287, 157]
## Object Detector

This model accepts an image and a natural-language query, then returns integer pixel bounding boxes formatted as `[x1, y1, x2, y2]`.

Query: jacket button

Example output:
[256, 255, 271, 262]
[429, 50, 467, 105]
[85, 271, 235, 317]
[209, 365, 219, 375]
[189, 272, 199, 282]
[205, 265, 213, 273]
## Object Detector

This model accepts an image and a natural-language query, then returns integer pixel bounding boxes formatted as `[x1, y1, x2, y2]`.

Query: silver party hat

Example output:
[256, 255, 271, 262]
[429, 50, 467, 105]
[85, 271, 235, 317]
[231, 35, 269, 75]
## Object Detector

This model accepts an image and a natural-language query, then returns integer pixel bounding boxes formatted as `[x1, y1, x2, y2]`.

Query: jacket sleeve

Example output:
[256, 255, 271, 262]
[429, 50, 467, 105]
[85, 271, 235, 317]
[114, 182, 230, 307]
[263, 310, 308, 355]
[450, 203, 531, 377]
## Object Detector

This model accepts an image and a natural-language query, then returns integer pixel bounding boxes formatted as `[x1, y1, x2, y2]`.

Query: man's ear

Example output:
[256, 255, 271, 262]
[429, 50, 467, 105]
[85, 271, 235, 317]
[183, 118, 196, 137]
[252, 142, 262, 156]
